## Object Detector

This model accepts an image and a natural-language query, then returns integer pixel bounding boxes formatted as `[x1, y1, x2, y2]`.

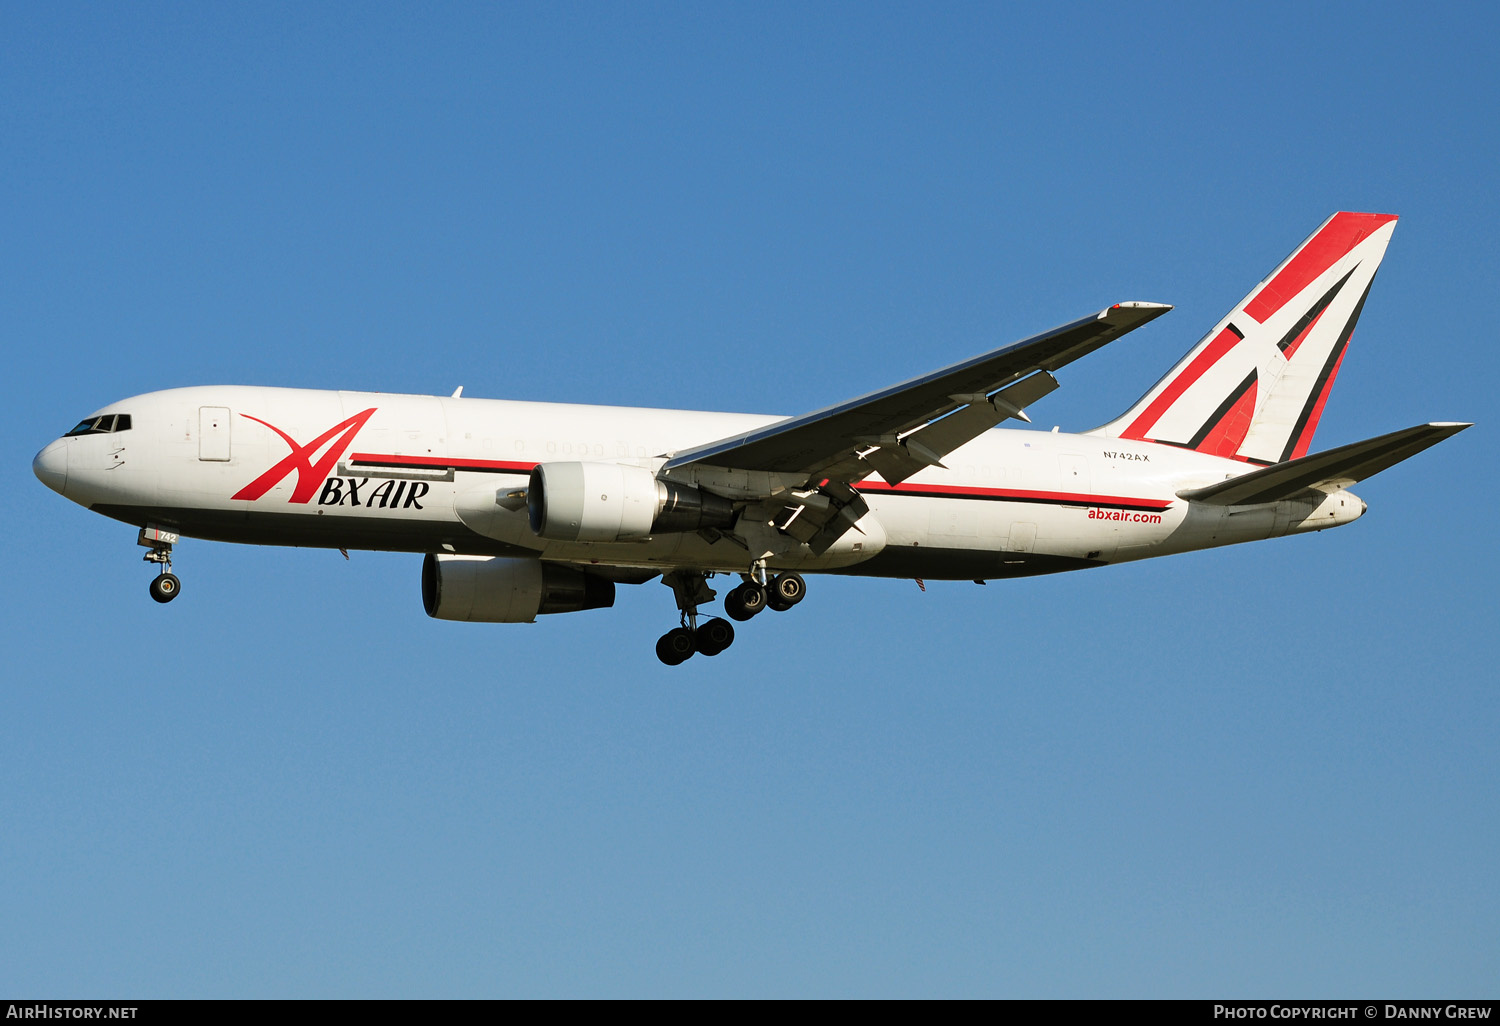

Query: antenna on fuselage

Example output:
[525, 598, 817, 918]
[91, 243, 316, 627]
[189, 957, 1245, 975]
[451, 386, 464, 398]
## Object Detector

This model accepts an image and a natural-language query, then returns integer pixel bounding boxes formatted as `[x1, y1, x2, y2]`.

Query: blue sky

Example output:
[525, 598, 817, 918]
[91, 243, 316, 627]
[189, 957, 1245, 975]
[4, 3, 1496, 997]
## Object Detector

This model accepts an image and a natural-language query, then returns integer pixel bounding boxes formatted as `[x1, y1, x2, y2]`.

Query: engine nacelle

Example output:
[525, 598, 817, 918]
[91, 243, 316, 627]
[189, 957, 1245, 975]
[527, 461, 735, 542]
[421, 554, 614, 623]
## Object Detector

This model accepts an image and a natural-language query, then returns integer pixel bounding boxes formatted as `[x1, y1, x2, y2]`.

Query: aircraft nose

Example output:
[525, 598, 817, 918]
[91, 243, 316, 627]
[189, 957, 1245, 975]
[33, 439, 68, 495]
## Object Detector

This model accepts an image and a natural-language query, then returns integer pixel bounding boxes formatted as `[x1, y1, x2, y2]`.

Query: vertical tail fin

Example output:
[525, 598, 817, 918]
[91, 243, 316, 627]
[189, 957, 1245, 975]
[1092, 212, 1398, 464]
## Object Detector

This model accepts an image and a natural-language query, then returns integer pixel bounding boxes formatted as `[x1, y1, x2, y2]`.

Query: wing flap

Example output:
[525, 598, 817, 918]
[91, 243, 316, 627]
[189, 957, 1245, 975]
[1176, 422, 1470, 506]
[863, 370, 1061, 485]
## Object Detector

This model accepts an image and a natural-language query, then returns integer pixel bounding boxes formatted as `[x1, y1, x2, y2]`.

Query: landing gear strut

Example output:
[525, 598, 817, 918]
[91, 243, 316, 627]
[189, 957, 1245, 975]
[656, 570, 736, 665]
[138, 524, 182, 604]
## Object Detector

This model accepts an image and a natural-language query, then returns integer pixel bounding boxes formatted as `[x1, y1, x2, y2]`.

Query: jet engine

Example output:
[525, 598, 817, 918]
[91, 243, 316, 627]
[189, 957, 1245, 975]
[527, 461, 735, 542]
[421, 554, 615, 623]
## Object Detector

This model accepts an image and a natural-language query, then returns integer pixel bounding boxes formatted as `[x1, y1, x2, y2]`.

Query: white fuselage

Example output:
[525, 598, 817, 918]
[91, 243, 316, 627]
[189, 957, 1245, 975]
[33, 385, 1364, 580]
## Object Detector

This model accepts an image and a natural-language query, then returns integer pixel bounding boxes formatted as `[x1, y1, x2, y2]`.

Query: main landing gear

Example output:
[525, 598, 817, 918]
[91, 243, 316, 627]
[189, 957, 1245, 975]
[138, 524, 182, 604]
[655, 566, 807, 665]
[724, 570, 805, 619]
[656, 570, 735, 666]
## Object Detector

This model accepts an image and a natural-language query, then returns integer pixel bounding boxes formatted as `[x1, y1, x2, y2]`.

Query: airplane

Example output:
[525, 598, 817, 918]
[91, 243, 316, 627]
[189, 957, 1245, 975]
[33, 211, 1469, 665]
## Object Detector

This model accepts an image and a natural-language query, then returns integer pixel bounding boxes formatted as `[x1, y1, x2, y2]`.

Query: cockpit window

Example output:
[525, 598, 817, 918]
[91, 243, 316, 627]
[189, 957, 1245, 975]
[64, 414, 132, 437]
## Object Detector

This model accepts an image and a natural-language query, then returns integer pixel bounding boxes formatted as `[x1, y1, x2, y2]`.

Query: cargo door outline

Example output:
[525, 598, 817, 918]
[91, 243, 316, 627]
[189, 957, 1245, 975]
[199, 407, 231, 461]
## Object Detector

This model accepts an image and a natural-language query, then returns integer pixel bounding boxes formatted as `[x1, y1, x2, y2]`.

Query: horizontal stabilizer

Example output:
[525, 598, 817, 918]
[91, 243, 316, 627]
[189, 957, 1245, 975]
[1177, 422, 1470, 506]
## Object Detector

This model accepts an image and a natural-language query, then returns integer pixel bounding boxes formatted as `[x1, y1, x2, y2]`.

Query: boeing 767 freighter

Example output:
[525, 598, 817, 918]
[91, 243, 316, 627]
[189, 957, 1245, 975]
[33, 212, 1468, 663]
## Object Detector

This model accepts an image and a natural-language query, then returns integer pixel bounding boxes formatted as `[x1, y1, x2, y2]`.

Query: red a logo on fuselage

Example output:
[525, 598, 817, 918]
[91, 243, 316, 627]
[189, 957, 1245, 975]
[232, 408, 378, 503]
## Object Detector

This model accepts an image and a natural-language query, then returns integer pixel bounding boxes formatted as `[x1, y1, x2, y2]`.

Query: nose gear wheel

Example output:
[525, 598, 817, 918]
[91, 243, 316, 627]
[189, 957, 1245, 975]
[149, 572, 181, 604]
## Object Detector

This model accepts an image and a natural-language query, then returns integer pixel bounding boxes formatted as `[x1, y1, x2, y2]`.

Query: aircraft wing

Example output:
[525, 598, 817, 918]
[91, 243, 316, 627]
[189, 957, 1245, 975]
[663, 302, 1172, 486]
[1176, 422, 1471, 506]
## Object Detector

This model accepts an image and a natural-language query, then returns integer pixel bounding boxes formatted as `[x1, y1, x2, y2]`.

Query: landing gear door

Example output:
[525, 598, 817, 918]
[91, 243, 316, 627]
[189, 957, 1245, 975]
[199, 407, 231, 461]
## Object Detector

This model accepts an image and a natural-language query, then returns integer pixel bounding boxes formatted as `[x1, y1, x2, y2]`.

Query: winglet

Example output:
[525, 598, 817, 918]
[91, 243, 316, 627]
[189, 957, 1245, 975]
[1108, 301, 1173, 313]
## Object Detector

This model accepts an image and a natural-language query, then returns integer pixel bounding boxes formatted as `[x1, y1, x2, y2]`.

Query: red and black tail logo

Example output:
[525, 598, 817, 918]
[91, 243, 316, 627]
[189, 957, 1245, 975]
[232, 408, 378, 503]
[1100, 212, 1397, 464]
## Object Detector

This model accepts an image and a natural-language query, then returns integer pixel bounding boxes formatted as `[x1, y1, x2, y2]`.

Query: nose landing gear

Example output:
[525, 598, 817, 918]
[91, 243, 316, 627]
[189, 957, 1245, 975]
[138, 524, 182, 604]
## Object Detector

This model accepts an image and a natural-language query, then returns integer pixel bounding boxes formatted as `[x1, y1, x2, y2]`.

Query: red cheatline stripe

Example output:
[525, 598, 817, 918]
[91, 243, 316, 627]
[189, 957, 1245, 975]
[1242, 212, 1395, 324]
[1286, 345, 1348, 461]
[350, 453, 1172, 510]
[350, 453, 538, 472]
[856, 479, 1172, 511]
[1120, 325, 1243, 440]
